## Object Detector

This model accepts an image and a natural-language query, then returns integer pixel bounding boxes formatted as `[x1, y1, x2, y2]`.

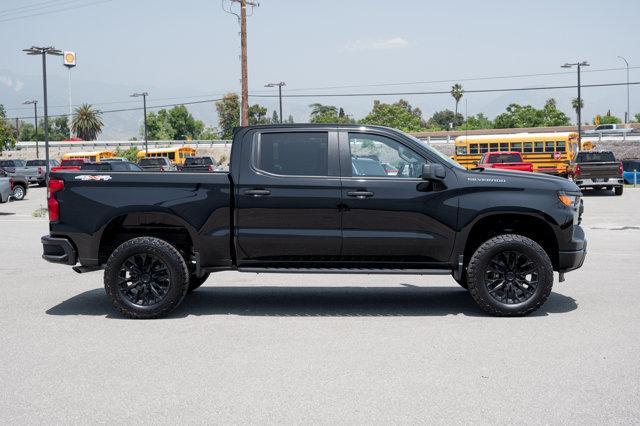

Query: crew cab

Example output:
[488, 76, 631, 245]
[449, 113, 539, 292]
[476, 152, 533, 172]
[41, 125, 587, 319]
[583, 124, 635, 136]
[568, 150, 624, 195]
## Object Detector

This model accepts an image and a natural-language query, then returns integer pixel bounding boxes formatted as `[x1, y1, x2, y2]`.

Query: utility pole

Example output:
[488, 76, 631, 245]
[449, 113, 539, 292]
[131, 92, 149, 156]
[222, 0, 259, 126]
[24, 100, 38, 158]
[265, 82, 286, 123]
[562, 61, 589, 146]
[618, 56, 630, 124]
[24, 46, 62, 181]
[63, 51, 76, 138]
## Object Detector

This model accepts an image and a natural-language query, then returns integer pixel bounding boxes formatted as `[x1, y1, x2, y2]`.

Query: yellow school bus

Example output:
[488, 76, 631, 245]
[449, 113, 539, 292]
[136, 146, 196, 165]
[453, 132, 581, 176]
[63, 150, 116, 162]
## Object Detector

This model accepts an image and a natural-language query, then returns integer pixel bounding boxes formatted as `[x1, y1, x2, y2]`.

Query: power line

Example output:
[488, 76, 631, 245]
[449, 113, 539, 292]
[0, 0, 87, 16]
[248, 81, 640, 98]
[0, 0, 113, 23]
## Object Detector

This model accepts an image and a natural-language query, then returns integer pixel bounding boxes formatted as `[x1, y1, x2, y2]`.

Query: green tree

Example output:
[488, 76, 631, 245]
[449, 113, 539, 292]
[634, 112, 640, 123]
[0, 104, 15, 153]
[571, 98, 584, 124]
[115, 146, 140, 162]
[494, 101, 570, 128]
[167, 105, 204, 140]
[145, 109, 174, 140]
[595, 111, 621, 124]
[199, 126, 219, 140]
[248, 104, 269, 125]
[286, 114, 294, 124]
[427, 109, 464, 130]
[460, 113, 494, 130]
[271, 110, 280, 124]
[309, 103, 354, 124]
[215, 93, 240, 139]
[359, 99, 424, 131]
[71, 104, 103, 140]
[450, 83, 464, 116]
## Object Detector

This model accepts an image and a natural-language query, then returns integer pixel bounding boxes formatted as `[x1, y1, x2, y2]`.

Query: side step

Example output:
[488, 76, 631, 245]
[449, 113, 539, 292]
[238, 267, 452, 275]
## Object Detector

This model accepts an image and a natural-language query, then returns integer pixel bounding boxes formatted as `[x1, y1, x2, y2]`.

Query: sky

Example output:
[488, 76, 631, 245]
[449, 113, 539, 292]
[1, 0, 639, 138]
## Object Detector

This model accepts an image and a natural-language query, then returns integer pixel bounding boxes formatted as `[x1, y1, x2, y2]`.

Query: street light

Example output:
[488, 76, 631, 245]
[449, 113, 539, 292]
[23, 46, 62, 181]
[265, 82, 286, 123]
[617, 56, 630, 124]
[562, 61, 589, 145]
[23, 100, 39, 159]
[131, 92, 149, 156]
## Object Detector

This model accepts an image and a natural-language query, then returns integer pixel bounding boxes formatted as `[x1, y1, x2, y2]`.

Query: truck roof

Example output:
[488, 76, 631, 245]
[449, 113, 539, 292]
[233, 123, 397, 133]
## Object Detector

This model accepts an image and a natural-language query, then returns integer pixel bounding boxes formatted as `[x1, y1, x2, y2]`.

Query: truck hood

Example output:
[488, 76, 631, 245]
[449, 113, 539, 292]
[461, 168, 580, 193]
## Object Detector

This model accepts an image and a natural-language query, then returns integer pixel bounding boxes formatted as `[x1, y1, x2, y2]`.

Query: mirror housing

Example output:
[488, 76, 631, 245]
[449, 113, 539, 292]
[421, 163, 446, 180]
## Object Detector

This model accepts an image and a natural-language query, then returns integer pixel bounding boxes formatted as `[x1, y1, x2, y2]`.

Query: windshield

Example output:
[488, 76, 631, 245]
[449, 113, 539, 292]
[185, 157, 213, 166]
[26, 160, 46, 166]
[61, 159, 85, 166]
[407, 133, 464, 169]
[577, 151, 615, 162]
[139, 158, 166, 166]
[488, 154, 522, 164]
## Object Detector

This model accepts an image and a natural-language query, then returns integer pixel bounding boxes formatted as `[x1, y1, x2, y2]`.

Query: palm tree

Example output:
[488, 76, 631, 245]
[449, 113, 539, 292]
[450, 84, 464, 115]
[71, 104, 103, 140]
[571, 98, 584, 124]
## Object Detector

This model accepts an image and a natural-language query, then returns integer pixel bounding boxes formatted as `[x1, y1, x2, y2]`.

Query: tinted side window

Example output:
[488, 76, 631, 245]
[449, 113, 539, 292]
[257, 132, 328, 176]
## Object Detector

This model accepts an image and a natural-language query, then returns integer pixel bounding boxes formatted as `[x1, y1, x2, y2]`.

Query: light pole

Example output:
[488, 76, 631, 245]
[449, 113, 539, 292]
[562, 61, 589, 145]
[23, 100, 38, 158]
[265, 82, 285, 123]
[23, 46, 62, 181]
[131, 92, 149, 156]
[617, 56, 630, 124]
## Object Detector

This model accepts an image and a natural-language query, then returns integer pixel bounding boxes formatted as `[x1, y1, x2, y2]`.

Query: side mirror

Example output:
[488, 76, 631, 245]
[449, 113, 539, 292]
[421, 163, 446, 180]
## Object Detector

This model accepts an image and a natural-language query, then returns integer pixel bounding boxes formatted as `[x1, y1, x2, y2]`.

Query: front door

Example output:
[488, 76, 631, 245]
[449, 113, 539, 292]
[339, 130, 457, 266]
[235, 129, 342, 265]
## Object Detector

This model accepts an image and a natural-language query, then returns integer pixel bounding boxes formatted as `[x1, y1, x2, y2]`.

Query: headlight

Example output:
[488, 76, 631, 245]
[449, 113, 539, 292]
[558, 191, 580, 207]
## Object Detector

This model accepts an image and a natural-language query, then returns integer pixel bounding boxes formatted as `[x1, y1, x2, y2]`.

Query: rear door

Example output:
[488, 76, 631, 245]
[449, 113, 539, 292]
[338, 129, 457, 265]
[235, 128, 342, 264]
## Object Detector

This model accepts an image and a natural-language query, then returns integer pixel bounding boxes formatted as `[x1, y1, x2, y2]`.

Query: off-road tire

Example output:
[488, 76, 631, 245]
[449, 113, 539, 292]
[188, 273, 210, 293]
[12, 185, 26, 201]
[614, 186, 623, 196]
[104, 237, 189, 319]
[467, 234, 553, 316]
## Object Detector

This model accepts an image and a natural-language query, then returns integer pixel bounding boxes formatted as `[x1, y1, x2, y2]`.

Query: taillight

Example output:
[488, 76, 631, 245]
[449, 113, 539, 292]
[208, 165, 214, 172]
[618, 162, 623, 176]
[38, 166, 42, 175]
[47, 179, 64, 222]
[9, 177, 14, 190]
[574, 164, 581, 177]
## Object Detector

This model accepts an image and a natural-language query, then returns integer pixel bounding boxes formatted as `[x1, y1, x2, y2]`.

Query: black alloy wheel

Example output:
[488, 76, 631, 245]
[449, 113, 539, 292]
[484, 250, 538, 304]
[118, 253, 171, 307]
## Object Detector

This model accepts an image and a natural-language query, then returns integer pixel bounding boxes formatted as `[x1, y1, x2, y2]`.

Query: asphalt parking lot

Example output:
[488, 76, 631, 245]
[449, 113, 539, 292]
[1, 186, 639, 423]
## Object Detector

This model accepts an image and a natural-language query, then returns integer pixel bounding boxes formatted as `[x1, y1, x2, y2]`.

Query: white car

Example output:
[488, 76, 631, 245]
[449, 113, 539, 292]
[582, 124, 635, 135]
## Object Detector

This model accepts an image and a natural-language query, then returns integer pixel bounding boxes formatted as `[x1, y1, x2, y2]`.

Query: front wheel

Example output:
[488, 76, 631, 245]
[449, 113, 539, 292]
[467, 234, 553, 316]
[104, 237, 189, 319]
[615, 186, 623, 196]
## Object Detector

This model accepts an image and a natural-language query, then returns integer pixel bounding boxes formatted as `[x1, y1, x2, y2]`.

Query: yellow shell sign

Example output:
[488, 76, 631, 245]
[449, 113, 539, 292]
[63, 51, 76, 67]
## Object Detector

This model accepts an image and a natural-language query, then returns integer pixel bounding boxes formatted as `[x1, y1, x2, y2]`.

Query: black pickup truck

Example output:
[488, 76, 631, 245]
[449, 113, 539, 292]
[568, 150, 624, 195]
[41, 124, 586, 318]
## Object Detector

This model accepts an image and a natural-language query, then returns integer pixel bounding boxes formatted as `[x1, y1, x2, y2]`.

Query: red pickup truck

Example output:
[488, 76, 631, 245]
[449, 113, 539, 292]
[477, 152, 533, 172]
[51, 158, 90, 172]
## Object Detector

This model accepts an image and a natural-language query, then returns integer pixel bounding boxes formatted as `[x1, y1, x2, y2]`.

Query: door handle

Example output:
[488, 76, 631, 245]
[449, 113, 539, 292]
[244, 189, 271, 197]
[347, 190, 374, 198]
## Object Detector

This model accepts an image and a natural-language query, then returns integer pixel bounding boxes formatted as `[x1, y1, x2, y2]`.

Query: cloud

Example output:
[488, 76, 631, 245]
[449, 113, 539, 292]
[342, 36, 409, 52]
[14, 79, 23, 92]
[0, 75, 12, 88]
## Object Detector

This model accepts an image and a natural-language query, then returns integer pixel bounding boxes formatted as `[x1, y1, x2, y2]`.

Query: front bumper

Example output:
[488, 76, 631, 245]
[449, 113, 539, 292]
[42, 235, 77, 265]
[558, 225, 587, 272]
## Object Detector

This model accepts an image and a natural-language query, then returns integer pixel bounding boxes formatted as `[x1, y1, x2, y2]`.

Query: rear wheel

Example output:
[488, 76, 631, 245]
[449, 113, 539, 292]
[104, 237, 189, 319]
[615, 186, 623, 196]
[467, 234, 553, 316]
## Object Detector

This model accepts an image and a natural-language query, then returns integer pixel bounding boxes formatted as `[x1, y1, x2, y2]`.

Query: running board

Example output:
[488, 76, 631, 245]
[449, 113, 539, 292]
[238, 267, 452, 275]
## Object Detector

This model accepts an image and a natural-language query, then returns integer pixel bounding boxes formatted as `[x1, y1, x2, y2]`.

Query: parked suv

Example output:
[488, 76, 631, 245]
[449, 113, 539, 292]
[137, 157, 177, 171]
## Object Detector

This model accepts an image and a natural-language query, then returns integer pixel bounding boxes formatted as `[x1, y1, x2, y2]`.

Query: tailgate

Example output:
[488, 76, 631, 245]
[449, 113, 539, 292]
[578, 163, 620, 179]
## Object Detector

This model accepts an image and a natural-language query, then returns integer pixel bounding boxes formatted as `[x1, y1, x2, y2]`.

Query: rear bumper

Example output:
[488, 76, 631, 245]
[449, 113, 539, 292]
[41, 235, 77, 265]
[575, 177, 624, 188]
[558, 225, 587, 273]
